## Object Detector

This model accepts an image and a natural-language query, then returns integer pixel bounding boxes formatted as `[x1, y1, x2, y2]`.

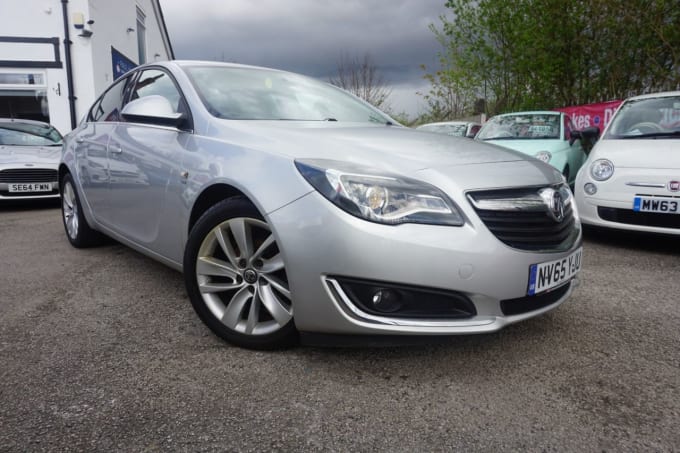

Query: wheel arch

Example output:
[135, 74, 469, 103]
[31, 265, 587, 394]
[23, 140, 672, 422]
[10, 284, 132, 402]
[188, 183, 260, 235]
[58, 163, 71, 183]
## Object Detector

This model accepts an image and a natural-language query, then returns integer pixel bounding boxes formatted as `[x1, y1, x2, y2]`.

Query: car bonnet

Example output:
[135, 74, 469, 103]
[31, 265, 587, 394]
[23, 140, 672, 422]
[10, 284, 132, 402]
[206, 120, 529, 175]
[0, 145, 62, 165]
[592, 139, 680, 170]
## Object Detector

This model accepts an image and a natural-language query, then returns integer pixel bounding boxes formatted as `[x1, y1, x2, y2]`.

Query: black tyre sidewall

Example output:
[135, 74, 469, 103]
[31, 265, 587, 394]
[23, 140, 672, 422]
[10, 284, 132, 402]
[60, 173, 103, 248]
[183, 197, 298, 349]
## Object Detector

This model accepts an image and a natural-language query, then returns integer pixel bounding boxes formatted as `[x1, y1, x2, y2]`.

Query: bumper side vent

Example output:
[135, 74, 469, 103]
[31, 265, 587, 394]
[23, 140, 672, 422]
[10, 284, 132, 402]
[332, 276, 477, 319]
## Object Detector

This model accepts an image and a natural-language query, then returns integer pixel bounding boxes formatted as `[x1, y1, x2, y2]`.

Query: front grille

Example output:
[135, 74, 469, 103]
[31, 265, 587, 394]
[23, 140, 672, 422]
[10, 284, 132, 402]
[500, 281, 571, 316]
[468, 186, 578, 251]
[0, 168, 58, 183]
[598, 207, 680, 229]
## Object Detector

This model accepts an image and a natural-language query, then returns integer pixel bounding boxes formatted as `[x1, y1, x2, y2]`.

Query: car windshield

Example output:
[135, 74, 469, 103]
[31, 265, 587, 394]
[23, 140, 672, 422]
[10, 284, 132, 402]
[477, 114, 560, 140]
[183, 65, 392, 123]
[0, 122, 62, 146]
[605, 95, 680, 139]
[418, 123, 467, 136]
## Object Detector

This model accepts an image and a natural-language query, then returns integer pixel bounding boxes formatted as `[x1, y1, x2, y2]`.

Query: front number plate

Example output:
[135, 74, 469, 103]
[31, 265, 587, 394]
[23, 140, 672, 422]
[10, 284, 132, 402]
[633, 197, 680, 214]
[8, 182, 53, 193]
[528, 248, 582, 296]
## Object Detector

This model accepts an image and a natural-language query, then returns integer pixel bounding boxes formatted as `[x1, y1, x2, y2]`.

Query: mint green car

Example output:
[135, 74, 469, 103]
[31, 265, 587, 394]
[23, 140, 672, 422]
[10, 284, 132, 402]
[476, 111, 587, 185]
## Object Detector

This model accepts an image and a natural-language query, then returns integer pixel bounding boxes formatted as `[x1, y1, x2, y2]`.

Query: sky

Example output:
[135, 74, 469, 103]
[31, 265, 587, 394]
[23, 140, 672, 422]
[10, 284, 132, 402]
[159, 0, 450, 118]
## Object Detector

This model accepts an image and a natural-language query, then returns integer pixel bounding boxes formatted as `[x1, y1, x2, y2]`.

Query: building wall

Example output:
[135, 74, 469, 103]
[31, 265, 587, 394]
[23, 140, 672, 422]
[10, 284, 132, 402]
[0, 0, 173, 135]
[82, 0, 172, 108]
[0, 3, 72, 134]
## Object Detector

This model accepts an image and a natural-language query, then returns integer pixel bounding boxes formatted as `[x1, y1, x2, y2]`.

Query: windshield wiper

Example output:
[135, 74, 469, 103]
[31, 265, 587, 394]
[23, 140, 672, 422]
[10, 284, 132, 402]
[619, 130, 680, 139]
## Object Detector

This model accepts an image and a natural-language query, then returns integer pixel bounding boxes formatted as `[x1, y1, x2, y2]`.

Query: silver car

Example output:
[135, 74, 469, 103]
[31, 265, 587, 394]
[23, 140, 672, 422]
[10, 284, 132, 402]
[1, 119, 62, 200]
[59, 61, 582, 349]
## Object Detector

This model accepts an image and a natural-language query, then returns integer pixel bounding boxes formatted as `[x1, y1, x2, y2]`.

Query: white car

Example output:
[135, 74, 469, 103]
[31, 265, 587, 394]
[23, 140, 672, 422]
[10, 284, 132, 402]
[575, 91, 680, 235]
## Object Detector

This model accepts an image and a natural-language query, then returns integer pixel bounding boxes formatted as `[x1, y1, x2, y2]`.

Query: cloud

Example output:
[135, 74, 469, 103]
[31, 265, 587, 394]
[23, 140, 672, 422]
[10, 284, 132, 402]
[160, 0, 448, 116]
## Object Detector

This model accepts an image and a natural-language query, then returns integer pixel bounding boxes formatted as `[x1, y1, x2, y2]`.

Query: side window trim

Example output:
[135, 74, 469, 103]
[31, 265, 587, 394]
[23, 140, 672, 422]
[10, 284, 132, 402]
[87, 75, 133, 123]
[563, 114, 571, 140]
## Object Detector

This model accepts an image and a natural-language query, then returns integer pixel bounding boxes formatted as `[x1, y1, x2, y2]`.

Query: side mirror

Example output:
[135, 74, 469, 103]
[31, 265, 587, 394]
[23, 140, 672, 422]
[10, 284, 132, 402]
[579, 126, 601, 154]
[580, 126, 600, 141]
[121, 95, 186, 128]
[466, 125, 481, 138]
[569, 130, 582, 146]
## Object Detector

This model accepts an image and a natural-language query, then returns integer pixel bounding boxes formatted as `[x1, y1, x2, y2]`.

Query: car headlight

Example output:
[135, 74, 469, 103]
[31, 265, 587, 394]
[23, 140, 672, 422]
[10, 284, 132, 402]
[295, 160, 464, 226]
[535, 151, 552, 163]
[590, 159, 614, 181]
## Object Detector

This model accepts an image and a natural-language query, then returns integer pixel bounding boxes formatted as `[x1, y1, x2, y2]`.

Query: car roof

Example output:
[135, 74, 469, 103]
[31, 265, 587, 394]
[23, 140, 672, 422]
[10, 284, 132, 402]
[624, 90, 680, 101]
[168, 60, 289, 73]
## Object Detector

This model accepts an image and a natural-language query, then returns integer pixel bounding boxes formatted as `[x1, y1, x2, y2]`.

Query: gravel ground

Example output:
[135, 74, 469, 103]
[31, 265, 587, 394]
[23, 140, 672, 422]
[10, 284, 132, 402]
[1, 201, 679, 452]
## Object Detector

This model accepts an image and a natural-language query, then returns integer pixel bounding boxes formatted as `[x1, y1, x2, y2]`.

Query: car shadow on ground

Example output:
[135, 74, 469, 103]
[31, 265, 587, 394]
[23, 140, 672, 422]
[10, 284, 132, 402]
[0, 198, 61, 212]
[583, 225, 680, 255]
[286, 315, 571, 386]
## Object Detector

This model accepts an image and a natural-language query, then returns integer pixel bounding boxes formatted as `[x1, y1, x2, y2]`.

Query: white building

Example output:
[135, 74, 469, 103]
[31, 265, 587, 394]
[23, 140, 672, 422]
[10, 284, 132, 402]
[0, 0, 174, 135]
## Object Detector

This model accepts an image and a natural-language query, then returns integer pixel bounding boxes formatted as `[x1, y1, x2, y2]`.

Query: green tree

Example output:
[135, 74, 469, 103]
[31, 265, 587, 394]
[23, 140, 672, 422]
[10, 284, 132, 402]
[423, 0, 680, 118]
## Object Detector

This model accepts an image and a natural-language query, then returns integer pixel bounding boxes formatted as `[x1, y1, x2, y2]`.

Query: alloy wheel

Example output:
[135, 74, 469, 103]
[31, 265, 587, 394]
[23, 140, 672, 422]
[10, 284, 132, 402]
[196, 217, 292, 336]
[62, 181, 79, 240]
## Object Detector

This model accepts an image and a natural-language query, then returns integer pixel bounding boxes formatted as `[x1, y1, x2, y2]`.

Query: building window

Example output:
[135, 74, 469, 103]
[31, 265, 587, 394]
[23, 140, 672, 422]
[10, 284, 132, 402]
[136, 7, 147, 64]
[0, 71, 49, 123]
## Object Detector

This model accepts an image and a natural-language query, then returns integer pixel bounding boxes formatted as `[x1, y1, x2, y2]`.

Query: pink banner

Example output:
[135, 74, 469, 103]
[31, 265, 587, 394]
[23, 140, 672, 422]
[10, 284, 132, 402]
[555, 100, 622, 131]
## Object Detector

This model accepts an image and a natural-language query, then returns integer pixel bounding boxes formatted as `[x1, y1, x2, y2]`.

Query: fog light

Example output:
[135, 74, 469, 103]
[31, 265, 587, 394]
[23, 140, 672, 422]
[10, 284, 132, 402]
[333, 276, 477, 319]
[371, 289, 402, 312]
[584, 183, 597, 195]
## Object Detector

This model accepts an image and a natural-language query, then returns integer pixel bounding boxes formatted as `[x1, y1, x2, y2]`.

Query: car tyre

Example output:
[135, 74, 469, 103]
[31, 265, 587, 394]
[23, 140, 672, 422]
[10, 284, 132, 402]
[60, 173, 106, 248]
[183, 197, 298, 349]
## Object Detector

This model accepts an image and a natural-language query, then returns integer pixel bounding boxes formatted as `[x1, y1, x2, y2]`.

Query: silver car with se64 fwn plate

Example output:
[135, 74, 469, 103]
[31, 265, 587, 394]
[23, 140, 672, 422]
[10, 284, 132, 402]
[1, 119, 62, 201]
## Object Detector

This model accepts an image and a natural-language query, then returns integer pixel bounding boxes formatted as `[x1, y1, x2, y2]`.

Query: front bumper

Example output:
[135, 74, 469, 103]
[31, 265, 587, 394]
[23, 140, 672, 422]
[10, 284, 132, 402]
[268, 191, 581, 336]
[0, 166, 60, 200]
[575, 168, 680, 235]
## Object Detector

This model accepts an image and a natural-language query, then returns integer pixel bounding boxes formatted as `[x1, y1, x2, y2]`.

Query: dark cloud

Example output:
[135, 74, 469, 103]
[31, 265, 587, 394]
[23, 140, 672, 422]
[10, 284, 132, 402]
[160, 0, 448, 115]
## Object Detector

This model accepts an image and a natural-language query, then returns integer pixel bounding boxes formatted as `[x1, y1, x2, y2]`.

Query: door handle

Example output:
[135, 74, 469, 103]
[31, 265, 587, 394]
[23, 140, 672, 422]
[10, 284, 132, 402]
[75, 137, 85, 144]
[108, 145, 123, 154]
